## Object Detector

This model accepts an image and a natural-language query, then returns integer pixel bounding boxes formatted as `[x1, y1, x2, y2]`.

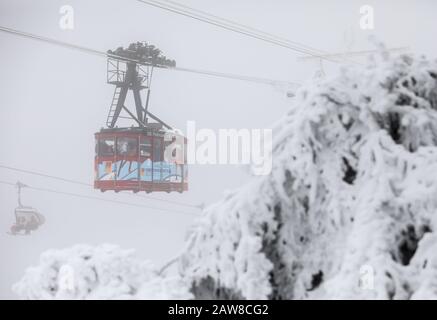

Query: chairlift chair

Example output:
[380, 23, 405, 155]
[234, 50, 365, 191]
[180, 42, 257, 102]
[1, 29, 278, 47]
[9, 182, 45, 235]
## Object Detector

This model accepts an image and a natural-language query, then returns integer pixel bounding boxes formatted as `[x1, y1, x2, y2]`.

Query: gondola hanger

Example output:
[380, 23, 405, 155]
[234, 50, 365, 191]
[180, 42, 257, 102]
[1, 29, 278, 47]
[94, 43, 188, 194]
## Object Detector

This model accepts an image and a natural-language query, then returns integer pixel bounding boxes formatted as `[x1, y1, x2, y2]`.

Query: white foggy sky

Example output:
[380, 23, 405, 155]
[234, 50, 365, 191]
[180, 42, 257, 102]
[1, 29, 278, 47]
[0, 0, 436, 298]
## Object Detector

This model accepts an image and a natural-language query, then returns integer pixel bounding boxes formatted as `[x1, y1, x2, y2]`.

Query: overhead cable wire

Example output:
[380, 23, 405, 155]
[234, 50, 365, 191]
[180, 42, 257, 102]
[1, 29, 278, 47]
[0, 164, 200, 210]
[297, 47, 411, 60]
[135, 0, 358, 65]
[0, 179, 198, 216]
[135, 0, 329, 58]
[171, 66, 299, 87]
[158, 0, 326, 55]
[0, 25, 299, 87]
[0, 164, 91, 187]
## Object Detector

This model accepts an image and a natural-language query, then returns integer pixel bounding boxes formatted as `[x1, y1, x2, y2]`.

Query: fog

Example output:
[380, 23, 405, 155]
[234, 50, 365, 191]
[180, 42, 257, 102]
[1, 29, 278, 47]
[1, 0, 436, 298]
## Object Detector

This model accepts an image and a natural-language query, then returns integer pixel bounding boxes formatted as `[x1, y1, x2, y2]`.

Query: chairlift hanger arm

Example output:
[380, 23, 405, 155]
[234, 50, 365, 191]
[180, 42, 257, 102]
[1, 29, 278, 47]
[16, 181, 27, 207]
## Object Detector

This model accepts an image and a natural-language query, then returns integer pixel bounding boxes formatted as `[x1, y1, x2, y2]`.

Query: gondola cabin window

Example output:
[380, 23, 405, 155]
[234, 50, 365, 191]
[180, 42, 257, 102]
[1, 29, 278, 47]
[98, 138, 115, 157]
[153, 137, 163, 162]
[140, 136, 152, 158]
[152, 137, 163, 181]
[117, 137, 138, 157]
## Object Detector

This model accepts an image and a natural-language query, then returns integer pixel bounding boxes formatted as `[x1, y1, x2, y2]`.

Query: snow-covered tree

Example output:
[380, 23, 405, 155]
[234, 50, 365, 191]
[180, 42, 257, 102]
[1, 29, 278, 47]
[180, 54, 437, 299]
[14, 244, 192, 300]
[15, 54, 437, 300]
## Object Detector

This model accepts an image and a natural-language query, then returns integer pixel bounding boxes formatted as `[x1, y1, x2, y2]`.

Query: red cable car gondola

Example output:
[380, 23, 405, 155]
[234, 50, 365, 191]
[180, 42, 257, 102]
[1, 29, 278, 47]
[94, 42, 187, 193]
